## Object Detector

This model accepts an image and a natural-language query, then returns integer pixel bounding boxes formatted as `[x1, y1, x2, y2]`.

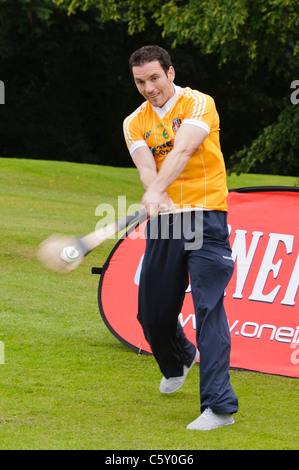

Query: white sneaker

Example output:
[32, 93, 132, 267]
[159, 349, 199, 394]
[186, 407, 235, 431]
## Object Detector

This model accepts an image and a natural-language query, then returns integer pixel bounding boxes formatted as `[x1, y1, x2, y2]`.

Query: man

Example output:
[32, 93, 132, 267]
[123, 45, 238, 430]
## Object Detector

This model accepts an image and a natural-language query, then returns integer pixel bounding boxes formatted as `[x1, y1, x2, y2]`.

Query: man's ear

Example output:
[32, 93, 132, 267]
[167, 66, 175, 82]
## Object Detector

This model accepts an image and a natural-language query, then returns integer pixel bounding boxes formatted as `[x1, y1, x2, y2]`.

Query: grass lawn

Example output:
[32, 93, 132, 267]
[0, 157, 298, 450]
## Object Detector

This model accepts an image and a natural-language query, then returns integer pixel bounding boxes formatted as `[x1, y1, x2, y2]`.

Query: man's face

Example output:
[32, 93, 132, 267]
[132, 60, 175, 108]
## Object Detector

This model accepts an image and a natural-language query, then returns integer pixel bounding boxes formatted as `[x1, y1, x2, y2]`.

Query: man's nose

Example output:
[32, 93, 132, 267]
[145, 81, 155, 94]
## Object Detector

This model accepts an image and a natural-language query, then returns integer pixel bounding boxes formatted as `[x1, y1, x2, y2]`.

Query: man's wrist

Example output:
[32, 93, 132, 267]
[147, 178, 166, 195]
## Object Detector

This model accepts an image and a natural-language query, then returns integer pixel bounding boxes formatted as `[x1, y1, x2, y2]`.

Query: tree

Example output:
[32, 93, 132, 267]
[55, 0, 298, 74]
[54, 0, 299, 175]
[230, 98, 299, 175]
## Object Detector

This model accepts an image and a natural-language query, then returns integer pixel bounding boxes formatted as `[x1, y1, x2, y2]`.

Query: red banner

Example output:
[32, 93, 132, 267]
[98, 188, 299, 378]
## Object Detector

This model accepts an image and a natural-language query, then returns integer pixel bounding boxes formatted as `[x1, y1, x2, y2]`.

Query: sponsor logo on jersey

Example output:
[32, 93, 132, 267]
[172, 117, 182, 132]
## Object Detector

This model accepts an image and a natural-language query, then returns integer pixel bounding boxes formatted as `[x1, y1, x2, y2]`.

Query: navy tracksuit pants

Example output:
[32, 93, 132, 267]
[137, 210, 238, 414]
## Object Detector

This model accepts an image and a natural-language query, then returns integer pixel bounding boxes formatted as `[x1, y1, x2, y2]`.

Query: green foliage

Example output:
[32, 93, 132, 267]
[157, 0, 298, 77]
[55, 0, 299, 76]
[231, 101, 299, 175]
[0, 0, 298, 174]
[52, 0, 299, 175]
[0, 0, 143, 165]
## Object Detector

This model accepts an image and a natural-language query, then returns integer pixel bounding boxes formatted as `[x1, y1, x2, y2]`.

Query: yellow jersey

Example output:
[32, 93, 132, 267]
[123, 85, 228, 211]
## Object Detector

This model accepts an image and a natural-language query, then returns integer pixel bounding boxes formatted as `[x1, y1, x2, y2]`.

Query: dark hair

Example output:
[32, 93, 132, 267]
[129, 45, 172, 75]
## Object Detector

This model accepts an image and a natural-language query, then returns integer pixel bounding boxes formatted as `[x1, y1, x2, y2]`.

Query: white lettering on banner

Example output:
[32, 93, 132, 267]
[249, 233, 294, 303]
[228, 227, 298, 306]
[290, 344, 299, 364]
[134, 254, 144, 285]
[281, 252, 299, 306]
[178, 312, 299, 345]
[229, 320, 299, 344]
[178, 312, 196, 329]
[230, 229, 263, 299]
[133, 228, 298, 307]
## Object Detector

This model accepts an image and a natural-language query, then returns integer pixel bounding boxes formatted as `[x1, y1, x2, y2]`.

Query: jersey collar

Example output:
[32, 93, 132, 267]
[151, 84, 181, 119]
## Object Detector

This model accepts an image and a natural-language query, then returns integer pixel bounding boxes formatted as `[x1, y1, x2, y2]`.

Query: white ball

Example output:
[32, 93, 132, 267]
[60, 246, 80, 263]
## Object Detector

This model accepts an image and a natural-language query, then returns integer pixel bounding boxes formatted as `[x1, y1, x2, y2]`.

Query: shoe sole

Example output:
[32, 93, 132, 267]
[160, 349, 199, 394]
[160, 382, 185, 394]
[186, 418, 235, 431]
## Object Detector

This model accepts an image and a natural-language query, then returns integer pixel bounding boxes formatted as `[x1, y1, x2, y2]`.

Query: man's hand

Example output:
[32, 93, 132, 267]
[142, 189, 175, 217]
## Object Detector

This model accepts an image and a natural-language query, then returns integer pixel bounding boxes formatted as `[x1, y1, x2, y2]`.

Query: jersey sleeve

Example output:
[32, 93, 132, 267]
[180, 90, 218, 135]
[123, 109, 148, 156]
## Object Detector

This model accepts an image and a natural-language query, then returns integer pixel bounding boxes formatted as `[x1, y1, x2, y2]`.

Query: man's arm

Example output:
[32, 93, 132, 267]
[142, 124, 208, 215]
[131, 145, 157, 190]
[131, 145, 173, 213]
